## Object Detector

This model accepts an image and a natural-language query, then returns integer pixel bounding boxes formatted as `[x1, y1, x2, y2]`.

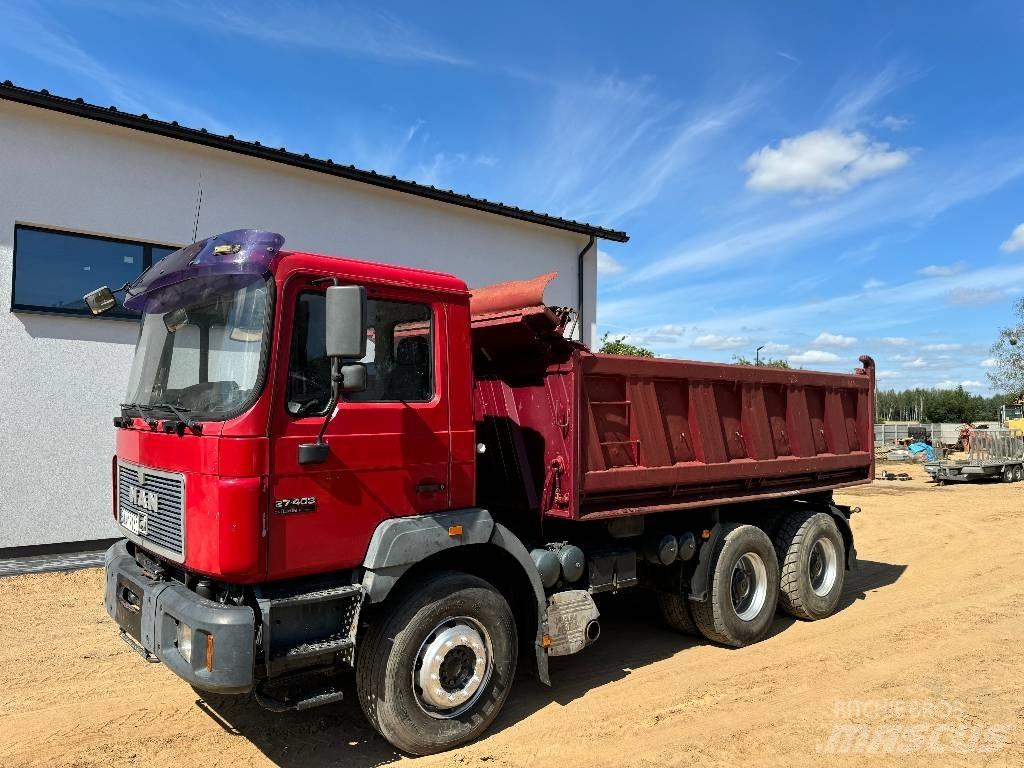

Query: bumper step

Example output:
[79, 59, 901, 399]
[254, 668, 347, 712]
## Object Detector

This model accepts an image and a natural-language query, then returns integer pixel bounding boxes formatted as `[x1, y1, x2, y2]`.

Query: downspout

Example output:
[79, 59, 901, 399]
[576, 235, 596, 344]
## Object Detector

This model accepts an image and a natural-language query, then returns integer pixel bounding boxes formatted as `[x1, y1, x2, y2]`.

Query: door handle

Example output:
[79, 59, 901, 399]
[416, 481, 446, 494]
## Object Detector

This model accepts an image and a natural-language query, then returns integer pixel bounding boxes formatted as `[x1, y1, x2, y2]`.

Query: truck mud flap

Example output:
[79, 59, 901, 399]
[687, 523, 722, 603]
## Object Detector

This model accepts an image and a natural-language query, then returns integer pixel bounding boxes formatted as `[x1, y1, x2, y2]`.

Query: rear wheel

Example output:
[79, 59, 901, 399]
[1004, 467, 1014, 483]
[355, 572, 518, 755]
[658, 592, 699, 636]
[774, 511, 846, 620]
[691, 524, 779, 647]
[1015, 466, 1023, 483]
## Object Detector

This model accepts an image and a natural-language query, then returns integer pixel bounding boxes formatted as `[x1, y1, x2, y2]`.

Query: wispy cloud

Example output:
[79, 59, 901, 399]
[878, 115, 911, 131]
[693, 334, 747, 350]
[84, 0, 468, 66]
[664, 260, 1024, 342]
[827, 62, 917, 129]
[944, 287, 1008, 306]
[919, 262, 967, 277]
[3, 3, 229, 132]
[624, 135, 1024, 284]
[520, 75, 765, 224]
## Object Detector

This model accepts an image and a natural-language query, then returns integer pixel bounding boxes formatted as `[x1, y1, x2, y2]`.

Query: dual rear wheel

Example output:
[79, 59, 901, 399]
[660, 512, 846, 646]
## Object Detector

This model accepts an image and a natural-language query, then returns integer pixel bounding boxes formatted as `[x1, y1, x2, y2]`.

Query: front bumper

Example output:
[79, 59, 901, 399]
[103, 540, 256, 694]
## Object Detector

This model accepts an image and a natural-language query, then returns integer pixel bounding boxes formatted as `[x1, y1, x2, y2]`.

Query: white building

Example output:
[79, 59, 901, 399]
[0, 82, 626, 552]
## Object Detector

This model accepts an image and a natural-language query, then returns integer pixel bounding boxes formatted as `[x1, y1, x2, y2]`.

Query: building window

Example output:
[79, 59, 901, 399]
[287, 292, 434, 415]
[11, 225, 177, 318]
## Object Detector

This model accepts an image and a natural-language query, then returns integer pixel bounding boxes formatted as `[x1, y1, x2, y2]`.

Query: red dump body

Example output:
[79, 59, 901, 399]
[471, 302, 875, 522]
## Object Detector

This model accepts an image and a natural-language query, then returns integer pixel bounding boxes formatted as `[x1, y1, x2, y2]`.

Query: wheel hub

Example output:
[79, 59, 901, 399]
[730, 552, 768, 621]
[809, 538, 838, 597]
[414, 619, 492, 717]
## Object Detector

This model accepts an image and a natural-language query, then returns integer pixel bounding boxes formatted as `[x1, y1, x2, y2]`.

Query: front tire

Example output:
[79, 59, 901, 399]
[355, 572, 518, 755]
[774, 511, 846, 620]
[691, 524, 780, 647]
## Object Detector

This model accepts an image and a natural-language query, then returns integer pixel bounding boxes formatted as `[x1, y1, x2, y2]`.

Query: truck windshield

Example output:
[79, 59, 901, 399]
[124, 279, 271, 420]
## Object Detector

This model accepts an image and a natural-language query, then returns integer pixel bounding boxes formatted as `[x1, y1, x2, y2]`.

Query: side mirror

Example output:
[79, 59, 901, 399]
[339, 363, 367, 393]
[84, 286, 118, 315]
[325, 285, 367, 359]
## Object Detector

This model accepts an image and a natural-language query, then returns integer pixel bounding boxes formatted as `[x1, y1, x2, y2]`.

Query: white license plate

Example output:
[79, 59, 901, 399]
[120, 506, 148, 536]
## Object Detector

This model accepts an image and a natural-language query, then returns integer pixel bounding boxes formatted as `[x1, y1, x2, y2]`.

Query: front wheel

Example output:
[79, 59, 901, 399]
[355, 572, 518, 755]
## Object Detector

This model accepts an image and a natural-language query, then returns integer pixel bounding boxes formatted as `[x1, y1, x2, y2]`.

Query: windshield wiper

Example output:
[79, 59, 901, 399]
[150, 402, 202, 435]
[119, 402, 157, 429]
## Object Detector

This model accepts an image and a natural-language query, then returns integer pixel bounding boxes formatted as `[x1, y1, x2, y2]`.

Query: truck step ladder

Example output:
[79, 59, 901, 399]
[254, 667, 347, 712]
[255, 582, 364, 677]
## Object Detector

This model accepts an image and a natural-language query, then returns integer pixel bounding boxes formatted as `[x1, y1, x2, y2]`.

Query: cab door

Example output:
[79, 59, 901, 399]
[267, 273, 451, 579]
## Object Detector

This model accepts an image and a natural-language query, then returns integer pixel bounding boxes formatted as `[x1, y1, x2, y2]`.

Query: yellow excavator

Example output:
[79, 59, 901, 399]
[999, 398, 1024, 431]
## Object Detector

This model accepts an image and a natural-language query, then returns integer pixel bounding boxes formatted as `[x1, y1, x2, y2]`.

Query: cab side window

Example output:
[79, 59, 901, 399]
[286, 292, 433, 415]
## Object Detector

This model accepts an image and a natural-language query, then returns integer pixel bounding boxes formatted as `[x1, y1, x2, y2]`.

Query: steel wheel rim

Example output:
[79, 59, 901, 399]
[731, 552, 768, 621]
[809, 537, 838, 597]
[412, 616, 493, 719]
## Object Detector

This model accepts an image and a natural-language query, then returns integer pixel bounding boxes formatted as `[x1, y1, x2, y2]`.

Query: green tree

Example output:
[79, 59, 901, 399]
[598, 333, 654, 358]
[924, 386, 982, 423]
[732, 354, 791, 369]
[875, 386, 1001, 423]
[988, 297, 1024, 397]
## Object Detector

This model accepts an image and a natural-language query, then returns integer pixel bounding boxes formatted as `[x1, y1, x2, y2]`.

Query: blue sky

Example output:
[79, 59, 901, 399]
[4, 1, 1024, 393]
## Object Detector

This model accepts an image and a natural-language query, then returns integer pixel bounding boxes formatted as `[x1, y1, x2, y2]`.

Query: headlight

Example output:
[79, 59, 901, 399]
[177, 622, 192, 662]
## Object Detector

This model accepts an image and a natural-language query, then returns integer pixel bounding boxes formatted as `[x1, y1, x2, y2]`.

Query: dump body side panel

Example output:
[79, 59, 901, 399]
[574, 352, 874, 518]
[473, 341, 874, 521]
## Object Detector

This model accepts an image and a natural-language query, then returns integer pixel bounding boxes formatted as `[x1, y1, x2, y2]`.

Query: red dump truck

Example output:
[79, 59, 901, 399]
[93, 230, 874, 754]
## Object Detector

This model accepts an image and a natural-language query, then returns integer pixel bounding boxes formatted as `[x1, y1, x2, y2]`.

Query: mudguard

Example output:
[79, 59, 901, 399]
[360, 508, 550, 685]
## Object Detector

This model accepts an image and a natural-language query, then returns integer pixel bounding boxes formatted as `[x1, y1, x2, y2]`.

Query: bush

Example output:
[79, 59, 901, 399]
[598, 333, 654, 357]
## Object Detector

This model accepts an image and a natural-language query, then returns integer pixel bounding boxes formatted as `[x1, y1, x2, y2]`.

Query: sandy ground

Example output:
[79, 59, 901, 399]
[2, 463, 1023, 767]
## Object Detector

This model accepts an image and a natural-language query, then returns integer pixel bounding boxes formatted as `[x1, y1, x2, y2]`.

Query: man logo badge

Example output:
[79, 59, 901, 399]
[129, 486, 159, 513]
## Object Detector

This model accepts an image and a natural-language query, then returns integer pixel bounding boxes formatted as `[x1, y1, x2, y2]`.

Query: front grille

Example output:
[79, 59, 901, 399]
[117, 461, 185, 560]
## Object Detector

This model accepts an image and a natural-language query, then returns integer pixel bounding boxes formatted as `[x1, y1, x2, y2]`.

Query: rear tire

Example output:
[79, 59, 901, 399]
[691, 524, 779, 647]
[355, 572, 518, 755]
[774, 511, 846, 621]
[657, 592, 699, 636]
[1015, 466, 1023, 483]
[1004, 467, 1014, 483]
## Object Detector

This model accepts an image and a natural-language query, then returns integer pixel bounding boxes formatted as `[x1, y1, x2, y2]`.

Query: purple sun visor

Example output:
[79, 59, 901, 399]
[123, 229, 285, 313]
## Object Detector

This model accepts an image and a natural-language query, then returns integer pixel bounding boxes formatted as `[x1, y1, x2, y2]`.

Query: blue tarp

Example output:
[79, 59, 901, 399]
[907, 442, 935, 461]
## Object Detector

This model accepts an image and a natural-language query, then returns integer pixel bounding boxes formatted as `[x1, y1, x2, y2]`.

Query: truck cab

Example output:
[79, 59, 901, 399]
[112, 232, 475, 582]
[98, 230, 868, 755]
